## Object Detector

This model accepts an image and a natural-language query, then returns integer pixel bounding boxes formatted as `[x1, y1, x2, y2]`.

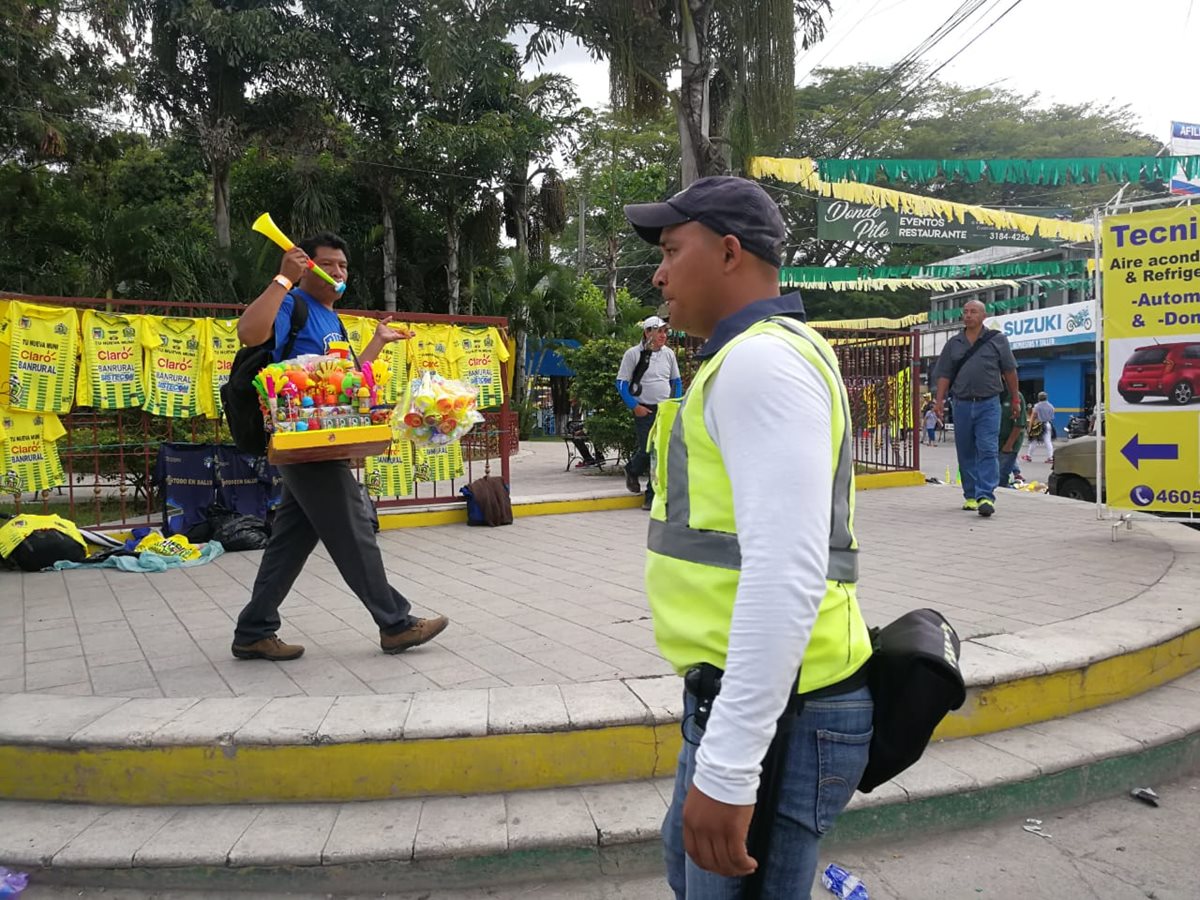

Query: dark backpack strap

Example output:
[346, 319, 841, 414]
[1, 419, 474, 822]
[278, 292, 311, 361]
[629, 346, 654, 397]
[947, 328, 997, 391]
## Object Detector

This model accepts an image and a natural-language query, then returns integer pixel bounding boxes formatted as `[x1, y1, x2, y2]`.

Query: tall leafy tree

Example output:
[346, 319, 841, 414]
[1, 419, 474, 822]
[129, 0, 300, 250]
[521, 0, 831, 184]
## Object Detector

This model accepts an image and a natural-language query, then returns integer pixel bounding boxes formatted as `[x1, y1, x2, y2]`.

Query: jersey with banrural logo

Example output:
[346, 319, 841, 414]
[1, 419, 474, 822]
[365, 426, 414, 498]
[141, 316, 204, 418]
[201, 318, 241, 419]
[76, 310, 145, 410]
[0, 410, 67, 493]
[452, 325, 509, 408]
[1, 302, 79, 414]
[414, 440, 463, 484]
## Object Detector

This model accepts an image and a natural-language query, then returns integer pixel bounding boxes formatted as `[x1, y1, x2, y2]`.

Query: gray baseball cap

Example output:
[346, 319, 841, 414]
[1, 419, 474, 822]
[624, 176, 787, 267]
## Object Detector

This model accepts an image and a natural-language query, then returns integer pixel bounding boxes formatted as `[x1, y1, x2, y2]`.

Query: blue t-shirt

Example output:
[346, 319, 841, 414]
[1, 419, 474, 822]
[272, 289, 346, 362]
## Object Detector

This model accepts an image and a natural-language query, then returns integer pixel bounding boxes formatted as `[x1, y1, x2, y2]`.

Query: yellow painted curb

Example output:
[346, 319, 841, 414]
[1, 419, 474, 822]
[935, 625, 1200, 740]
[0, 724, 677, 806]
[856, 470, 926, 491]
[2, 626, 1194, 805]
[378, 494, 643, 529]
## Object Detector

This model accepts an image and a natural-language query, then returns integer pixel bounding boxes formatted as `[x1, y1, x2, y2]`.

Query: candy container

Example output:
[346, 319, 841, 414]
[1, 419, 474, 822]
[396, 371, 484, 446]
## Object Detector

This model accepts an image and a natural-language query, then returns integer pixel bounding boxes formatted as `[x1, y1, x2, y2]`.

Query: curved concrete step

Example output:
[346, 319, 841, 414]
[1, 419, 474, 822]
[5, 669, 1200, 895]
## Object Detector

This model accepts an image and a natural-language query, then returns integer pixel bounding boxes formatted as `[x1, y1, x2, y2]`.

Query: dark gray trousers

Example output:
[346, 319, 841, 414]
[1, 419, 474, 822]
[234, 460, 414, 644]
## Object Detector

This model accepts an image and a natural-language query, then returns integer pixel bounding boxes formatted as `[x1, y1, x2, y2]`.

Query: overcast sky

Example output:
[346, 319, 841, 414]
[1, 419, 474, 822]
[531, 0, 1198, 144]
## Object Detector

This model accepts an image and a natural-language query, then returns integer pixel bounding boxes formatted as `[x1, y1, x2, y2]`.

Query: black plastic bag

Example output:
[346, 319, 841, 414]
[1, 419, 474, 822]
[211, 513, 271, 551]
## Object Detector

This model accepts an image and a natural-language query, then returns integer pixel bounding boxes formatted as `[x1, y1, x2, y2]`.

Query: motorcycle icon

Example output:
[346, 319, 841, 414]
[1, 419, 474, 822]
[1066, 309, 1093, 333]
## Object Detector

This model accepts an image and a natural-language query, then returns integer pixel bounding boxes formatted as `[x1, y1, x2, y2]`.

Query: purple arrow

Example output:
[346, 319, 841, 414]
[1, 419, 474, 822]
[1121, 434, 1179, 469]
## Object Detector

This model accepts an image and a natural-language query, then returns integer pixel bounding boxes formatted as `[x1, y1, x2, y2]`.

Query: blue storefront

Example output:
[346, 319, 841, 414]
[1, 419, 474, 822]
[984, 301, 1097, 431]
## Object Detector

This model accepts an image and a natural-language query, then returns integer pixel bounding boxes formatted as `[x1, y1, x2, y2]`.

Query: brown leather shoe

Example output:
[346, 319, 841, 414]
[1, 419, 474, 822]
[231, 635, 305, 661]
[380, 616, 450, 654]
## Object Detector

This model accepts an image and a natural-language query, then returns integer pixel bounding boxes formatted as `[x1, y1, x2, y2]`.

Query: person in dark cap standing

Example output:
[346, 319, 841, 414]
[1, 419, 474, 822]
[617, 315, 682, 509]
[626, 176, 873, 899]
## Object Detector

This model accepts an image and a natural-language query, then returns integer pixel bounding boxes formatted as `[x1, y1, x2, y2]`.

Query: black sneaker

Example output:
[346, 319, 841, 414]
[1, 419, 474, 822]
[625, 469, 641, 493]
[978, 499, 995, 518]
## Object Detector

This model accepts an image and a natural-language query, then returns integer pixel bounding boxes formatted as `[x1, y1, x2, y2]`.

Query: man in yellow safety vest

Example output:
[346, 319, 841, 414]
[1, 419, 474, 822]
[625, 177, 874, 899]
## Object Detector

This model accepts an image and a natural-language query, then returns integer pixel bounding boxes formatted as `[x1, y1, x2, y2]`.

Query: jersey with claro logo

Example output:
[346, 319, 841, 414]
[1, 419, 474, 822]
[452, 325, 509, 408]
[0, 409, 68, 493]
[201, 318, 241, 419]
[77, 310, 145, 409]
[140, 316, 204, 418]
[2, 301, 79, 414]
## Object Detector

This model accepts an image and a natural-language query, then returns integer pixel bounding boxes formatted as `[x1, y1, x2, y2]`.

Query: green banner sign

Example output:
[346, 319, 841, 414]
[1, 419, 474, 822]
[816, 199, 1065, 248]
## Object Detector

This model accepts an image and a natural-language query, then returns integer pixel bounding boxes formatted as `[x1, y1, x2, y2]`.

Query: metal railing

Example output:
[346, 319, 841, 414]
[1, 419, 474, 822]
[0, 293, 514, 529]
[674, 325, 921, 472]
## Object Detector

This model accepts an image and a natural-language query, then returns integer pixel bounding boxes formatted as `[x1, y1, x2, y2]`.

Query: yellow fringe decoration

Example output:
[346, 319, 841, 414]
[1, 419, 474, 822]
[747, 156, 1095, 243]
[809, 312, 929, 330]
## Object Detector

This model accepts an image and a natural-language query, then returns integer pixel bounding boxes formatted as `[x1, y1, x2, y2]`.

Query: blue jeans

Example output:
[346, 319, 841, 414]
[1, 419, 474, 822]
[953, 397, 1001, 503]
[998, 450, 1019, 488]
[663, 684, 874, 900]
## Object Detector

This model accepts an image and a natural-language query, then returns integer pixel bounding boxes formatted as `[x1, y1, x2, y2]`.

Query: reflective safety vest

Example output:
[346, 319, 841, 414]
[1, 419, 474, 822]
[645, 316, 872, 694]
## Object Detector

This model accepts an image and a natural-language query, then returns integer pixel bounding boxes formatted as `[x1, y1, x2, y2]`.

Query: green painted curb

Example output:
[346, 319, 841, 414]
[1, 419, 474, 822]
[27, 734, 1200, 895]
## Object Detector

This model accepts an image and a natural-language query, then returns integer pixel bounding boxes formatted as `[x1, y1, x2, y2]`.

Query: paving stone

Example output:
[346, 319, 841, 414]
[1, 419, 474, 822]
[927, 737, 1037, 789]
[580, 780, 668, 846]
[625, 675, 683, 723]
[414, 795, 506, 860]
[323, 798, 423, 864]
[70, 698, 199, 746]
[233, 696, 336, 745]
[403, 689, 488, 739]
[488, 684, 568, 734]
[134, 806, 261, 866]
[506, 788, 597, 851]
[150, 697, 271, 745]
[316, 694, 411, 742]
[24, 656, 89, 690]
[0, 694, 126, 743]
[845, 778, 908, 810]
[227, 803, 339, 867]
[88, 660, 159, 695]
[1026, 715, 1143, 759]
[890, 751, 979, 800]
[53, 807, 176, 867]
[975, 726, 1100, 776]
[0, 800, 106, 866]
[560, 680, 651, 728]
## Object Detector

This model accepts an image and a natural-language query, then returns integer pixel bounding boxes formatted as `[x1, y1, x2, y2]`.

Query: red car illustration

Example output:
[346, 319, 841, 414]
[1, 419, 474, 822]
[1117, 341, 1200, 405]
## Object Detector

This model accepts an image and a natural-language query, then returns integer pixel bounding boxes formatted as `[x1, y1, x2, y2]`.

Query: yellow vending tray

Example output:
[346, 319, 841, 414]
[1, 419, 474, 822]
[268, 424, 392, 464]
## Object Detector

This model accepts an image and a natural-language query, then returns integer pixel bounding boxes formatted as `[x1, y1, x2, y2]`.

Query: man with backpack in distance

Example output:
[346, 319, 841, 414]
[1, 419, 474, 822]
[616, 316, 682, 510]
[933, 299, 1020, 518]
[625, 177, 873, 899]
[230, 232, 449, 661]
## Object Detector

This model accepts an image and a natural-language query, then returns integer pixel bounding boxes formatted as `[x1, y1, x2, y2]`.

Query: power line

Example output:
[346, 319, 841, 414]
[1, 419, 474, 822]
[808, 0, 995, 153]
[833, 0, 1030, 156]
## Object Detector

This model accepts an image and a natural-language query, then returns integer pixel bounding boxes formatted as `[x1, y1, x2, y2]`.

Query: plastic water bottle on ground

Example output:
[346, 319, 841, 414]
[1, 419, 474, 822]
[0, 866, 28, 896]
[822, 863, 868, 900]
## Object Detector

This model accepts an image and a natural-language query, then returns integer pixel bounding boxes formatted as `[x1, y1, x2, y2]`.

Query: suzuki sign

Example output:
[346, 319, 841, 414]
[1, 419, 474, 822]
[984, 300, 1095, 350]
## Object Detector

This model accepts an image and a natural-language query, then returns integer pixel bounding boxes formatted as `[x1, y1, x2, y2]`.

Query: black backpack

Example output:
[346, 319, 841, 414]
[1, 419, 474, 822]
[858, 608, 966, 793]
[221, 295, 309, 456]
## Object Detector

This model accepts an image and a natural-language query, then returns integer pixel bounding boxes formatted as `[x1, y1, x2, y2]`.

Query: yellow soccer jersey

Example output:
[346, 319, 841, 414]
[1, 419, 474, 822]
[140, 316, 204, 419]
[413, 441, 463, 484]
[76, 310, 145, 410]
[201, 318, 241, 419]
[407, 324, 463, 383]
[0, 409, 67, 493]
[2, 302, 78, 414]
[0, 300, 10, 407]
[453, 326, 510, 408]
[365, 430, 414, 498]
[378, 321, 412, 406]
[339, 315, 374, 358]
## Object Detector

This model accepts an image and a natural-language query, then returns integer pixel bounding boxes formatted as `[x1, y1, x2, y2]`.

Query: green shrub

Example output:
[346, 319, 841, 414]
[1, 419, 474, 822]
[563, 337, 636, 463]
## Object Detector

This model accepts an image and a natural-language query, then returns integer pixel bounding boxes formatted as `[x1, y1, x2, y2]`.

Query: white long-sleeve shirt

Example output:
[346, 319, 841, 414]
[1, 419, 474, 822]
[691, 332, 835, 807]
